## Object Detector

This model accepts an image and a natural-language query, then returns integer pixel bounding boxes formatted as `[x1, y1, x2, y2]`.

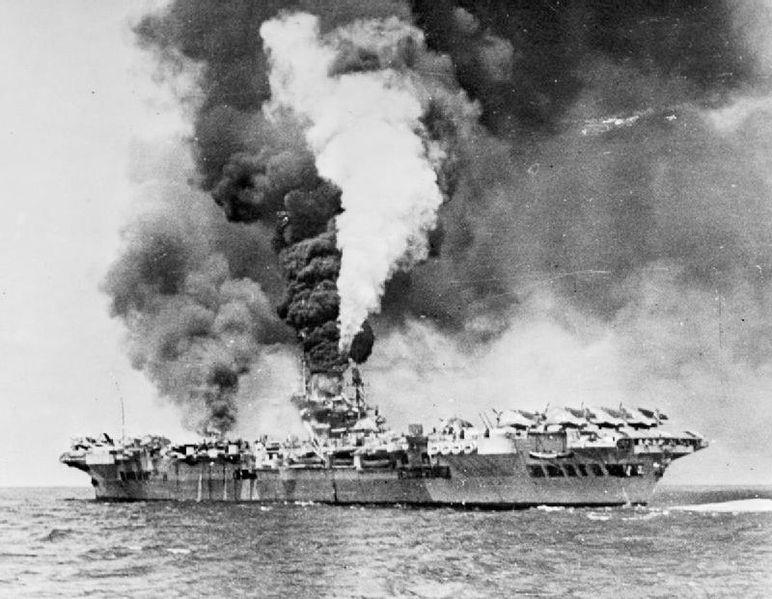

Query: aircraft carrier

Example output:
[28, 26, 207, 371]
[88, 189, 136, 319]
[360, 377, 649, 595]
[61, 367, 707, 507]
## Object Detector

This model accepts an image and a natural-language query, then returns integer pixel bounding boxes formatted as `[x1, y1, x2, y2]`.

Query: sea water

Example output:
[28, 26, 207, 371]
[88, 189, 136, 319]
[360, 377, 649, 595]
[0, 486, 769, 598]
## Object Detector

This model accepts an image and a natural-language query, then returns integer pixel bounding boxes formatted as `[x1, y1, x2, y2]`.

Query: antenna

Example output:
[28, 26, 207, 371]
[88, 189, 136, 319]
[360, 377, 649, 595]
[121, 395, 126, 444]
[478, 411, 492, 429]
[716, 290, 729, 405]
[111, 374, 126, 443]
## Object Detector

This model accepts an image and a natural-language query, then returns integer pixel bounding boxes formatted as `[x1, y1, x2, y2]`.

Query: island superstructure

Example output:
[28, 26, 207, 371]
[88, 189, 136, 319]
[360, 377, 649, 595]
[61, 365, 707, 507]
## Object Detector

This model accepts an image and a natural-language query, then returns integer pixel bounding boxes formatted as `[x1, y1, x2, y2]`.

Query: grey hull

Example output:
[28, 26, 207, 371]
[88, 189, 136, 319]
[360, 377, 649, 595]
[84, 452, 660, 507]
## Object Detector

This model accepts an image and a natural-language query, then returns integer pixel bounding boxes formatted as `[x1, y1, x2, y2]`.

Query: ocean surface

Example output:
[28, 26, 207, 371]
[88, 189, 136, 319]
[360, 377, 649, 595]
[0, 486, 770, 598]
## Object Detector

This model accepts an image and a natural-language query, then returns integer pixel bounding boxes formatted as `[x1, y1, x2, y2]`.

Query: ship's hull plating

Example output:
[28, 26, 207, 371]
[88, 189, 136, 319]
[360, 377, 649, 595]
[84, 453, 661, 507]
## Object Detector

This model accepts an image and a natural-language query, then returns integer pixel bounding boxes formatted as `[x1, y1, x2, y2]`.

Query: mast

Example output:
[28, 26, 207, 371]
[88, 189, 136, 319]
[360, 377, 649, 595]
[351, 366, 365, 418]
[120, 395, 126, 444]
[112, 375, 126, 444]
[297, 352, 310, 396]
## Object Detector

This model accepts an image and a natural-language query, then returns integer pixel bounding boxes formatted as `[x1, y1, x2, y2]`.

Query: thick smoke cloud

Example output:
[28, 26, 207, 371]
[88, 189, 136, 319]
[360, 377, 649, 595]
[381, 1, 770, 331]
[114, 0, 772, 455]
[260, 13, 472, 348]
[104, 195, 291, 433]
[133, 1, 472, 377]
[412, 1, 754, 132]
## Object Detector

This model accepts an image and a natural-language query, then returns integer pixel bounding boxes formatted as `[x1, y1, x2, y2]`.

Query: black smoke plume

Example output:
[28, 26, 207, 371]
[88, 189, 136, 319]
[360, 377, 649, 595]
[103, 199, 291, 433]
[133, 0, 458, 377]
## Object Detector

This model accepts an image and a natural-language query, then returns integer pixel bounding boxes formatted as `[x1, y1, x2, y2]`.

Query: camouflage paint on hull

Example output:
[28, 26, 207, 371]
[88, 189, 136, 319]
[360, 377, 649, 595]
[83, 451, 661, 507]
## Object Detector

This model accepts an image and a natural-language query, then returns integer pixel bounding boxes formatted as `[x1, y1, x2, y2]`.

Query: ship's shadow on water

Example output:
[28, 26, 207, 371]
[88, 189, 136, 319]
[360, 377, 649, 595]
[1, 486, 770, 599]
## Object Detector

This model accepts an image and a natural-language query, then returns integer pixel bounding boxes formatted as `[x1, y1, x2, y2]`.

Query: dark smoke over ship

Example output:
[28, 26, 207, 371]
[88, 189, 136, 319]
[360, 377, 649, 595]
[104, 1, 772, 455]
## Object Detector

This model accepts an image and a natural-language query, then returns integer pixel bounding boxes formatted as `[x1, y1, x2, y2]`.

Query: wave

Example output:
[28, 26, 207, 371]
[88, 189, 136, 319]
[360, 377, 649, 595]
[41, 528, 73, 542]
[622, 511, 665, 521]
[586, 512, 611, 521]
[670, 498, 772, 513]
[536, 505, 566, 512]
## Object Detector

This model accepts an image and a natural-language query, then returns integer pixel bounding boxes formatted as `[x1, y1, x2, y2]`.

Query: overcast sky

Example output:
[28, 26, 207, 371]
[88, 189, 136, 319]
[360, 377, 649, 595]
[0, 1, 190, 486]
[0, 1, 769, 487]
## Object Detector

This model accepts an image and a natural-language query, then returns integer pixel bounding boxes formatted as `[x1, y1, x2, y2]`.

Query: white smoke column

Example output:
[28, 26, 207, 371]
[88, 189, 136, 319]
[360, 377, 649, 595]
[260, 13, 445, 348]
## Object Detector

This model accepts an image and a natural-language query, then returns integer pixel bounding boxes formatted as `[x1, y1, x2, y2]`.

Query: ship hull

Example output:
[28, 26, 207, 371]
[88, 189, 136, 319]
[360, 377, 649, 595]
[83, 453, 661, 507]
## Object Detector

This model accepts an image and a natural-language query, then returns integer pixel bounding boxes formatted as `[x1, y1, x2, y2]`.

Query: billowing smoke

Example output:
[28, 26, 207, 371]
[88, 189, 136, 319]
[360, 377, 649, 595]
[127, 2, 474, 384]
[110, 0, 772, 462]
[103, 198, 291, 433]
[380, 1, 766, 330]
[261, 14, 457, 348]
